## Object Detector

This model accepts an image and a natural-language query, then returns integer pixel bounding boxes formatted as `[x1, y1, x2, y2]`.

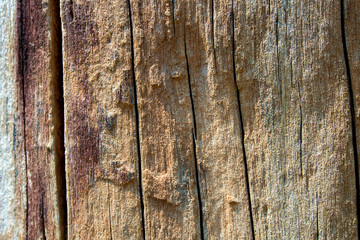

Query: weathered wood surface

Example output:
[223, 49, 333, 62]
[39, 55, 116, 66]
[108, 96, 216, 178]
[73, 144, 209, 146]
[234, 0, 358, 239]
[19, 0, 65, 239]
[130, 1, 202, 239]
[184, 1, 253, 239]
[345, 0, 360, 227]
[61, 0, 143, 239]
[0, 1, 26, 239]
[1, 0, 360, 239]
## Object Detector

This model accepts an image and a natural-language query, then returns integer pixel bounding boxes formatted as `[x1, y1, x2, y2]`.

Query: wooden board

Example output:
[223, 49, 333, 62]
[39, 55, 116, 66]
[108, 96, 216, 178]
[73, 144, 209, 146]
[19, 0, 65, 238]
[1, 0, 360, 239]
[345, 0, 360, 234]
[61, 0, 143, 239]
[183, 0, 253, 239]
[0, 1, 26, 239]
[129, 0, 202, 238]
[234, 0, 358, 238]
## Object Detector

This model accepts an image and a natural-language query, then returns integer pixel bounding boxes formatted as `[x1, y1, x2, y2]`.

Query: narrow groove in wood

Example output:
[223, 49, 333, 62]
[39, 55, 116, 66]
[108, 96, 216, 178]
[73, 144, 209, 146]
[340, 0, 360, 236]
[231, 2, 255, 239]
[127, 1, 146, 239]
[316, 193, 319, 239]
[40, 193, 47, 240]
[192, 134, 204, 240]
[49, 0, 67, 238]
[210, 0, 216, 67]
[184, 35, 197, 139]
[184, 24, 204, 240]
[275, 11, 281, 101]
[107, 182, 113, 240]
[171, 0, 176, 35]
[297, 80, 303, 177]
[16, 0, 28, 236]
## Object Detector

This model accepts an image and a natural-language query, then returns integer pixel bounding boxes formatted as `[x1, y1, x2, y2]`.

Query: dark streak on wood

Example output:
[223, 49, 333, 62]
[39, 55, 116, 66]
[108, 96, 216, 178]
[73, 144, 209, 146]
[40, 192, 47, 240]
[127, 0, 146, 238]
[297, 80, 303, 177]
[67, 110, 100, 193]
[340, 0, 360, 235]
[62, 1, 99, 66]
[107, 182, 113, 240]
[184, 23, 204, 239]
[171, 0, 176, 35]
[49, 0, 67, 238]
[210, 0, 216, 65]
[17, 0, 67, 237]
[62, 0, 101, 201]
[19, 0, 55, 238]
[316, 193, 319, 239]
[231, 2, 255, 239]
[15, 0, 28, 237]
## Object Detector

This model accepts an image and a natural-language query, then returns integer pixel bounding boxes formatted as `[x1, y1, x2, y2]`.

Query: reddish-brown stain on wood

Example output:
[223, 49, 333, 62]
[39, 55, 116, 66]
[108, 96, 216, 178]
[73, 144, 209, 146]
[61, 1, 103, 224]
[67, 109, 100, 194]
[62, 1, 144, 238]
[5, 1, 360, 239]
[62, 0, 99, 66]
[18, 0, 61, 239]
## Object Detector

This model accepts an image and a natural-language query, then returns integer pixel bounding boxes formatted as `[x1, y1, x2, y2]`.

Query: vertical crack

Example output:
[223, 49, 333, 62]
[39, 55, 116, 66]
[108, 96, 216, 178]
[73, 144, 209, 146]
[297, 80, 303, 177]
[127, 1, 146, 239]
[40, 193, 46, 240]
[16, 0, 28, 237]
[340, 0, 360, 236]
[49, 0, 67, 239]
[275, 11, 281, 100]
[231, 2, 255, 239]
[210, 0, 216, 64]
[316, 192, 319, 239]
[184, 23, 204, 240]
[291, 62, 303, 176]
[171, 0, 176, 35]
[184, 35, 197, 139]
[107, 182, 113, 240]
[290, 61, 293, 86]
[40, 192, 47, 240]
[192, 134, 204, 240]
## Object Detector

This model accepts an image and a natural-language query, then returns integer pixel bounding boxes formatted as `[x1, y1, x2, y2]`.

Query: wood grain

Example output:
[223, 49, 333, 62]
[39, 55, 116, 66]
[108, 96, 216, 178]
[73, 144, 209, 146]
[234, 0, 358, 238]
[19, 0, 65, 238]
[61, 0, 143, 239]
[184, 0, 253, 239]
[2, 0, 360, 239]
[129, 0, 202, 238]
[0, 1, 26, 239]
[344, 0, 360, 236]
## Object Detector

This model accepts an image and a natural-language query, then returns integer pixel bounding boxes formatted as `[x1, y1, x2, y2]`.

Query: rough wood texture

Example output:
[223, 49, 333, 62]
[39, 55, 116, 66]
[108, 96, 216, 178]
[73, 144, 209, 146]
[184, 1, 253, 239]
[345, 0, 360, 231]
[0, 1, 26, 239]
[19, 0, 65, 239]
[234, 0, 358, 238]
[2, 0, 360, 239]
[129, 0, 202, 239]
[61, 0, 143, 239]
